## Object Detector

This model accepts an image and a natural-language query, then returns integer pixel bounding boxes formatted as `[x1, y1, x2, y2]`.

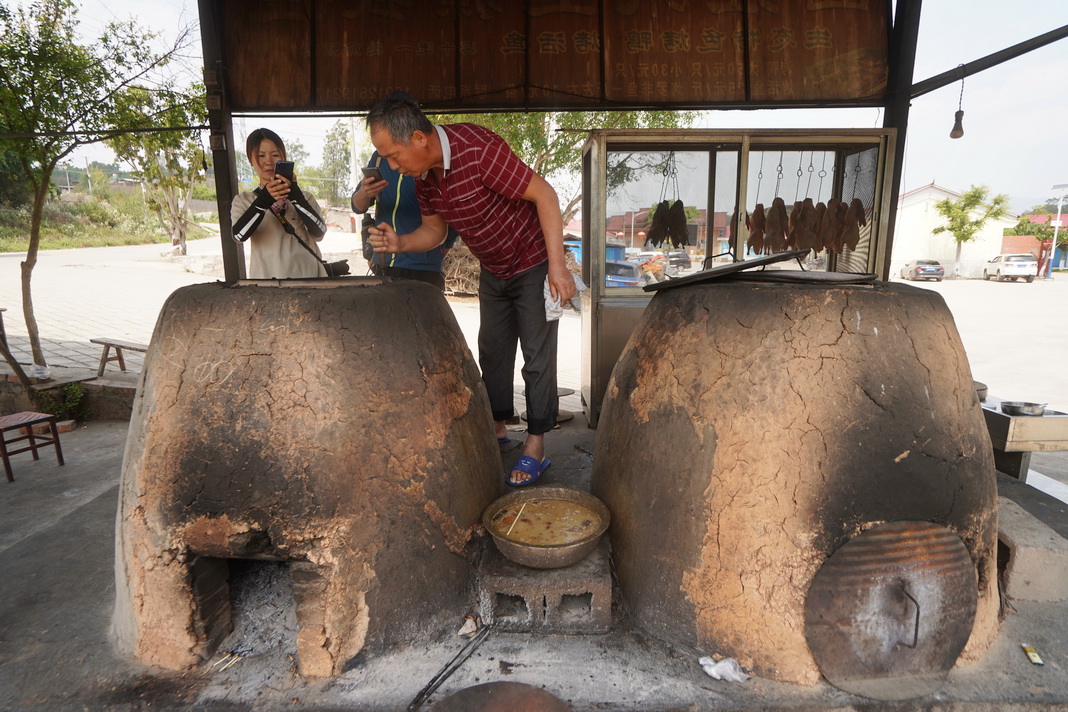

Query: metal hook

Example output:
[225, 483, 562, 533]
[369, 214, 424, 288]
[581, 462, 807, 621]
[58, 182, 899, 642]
[895, 584, 920, 650]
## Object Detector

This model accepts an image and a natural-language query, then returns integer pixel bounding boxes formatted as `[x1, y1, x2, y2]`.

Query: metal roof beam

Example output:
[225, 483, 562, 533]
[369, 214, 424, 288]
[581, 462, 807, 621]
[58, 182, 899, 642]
[911, 23, 1068, 99]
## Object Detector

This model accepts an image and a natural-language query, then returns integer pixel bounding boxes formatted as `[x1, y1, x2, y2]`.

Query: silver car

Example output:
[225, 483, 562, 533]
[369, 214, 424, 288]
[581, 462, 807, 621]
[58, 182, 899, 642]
[983, 254, 1038, 283]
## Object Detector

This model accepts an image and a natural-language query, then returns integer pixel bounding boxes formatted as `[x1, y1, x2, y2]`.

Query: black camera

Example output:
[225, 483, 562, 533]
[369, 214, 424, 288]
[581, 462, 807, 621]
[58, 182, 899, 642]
[324, 259, 350, 277]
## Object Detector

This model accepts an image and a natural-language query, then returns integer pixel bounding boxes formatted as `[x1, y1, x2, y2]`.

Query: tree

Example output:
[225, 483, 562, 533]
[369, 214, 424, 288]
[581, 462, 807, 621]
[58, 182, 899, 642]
[1029, 198, 1065, 215]
[320, 119, 351, 207]
[931, 185, 1009, 278]
[107, 81, 209, 255]
[0, 146, 33, 206]
[435, 110, 697, 224]
[286, 139, 310, 167]
[0, 0, 193, 386]
[1006, 212, 1065, 276]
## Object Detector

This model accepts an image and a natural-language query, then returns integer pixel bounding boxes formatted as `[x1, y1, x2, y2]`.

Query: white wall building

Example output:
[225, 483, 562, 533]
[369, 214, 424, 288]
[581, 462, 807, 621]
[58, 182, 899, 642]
[890, 183, 1018, 279]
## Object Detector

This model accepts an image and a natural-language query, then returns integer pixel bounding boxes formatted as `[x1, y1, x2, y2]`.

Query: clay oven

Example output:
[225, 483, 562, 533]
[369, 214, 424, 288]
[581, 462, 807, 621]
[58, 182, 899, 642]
[592, 278, 999, 696]
[114, 280, 499, 678]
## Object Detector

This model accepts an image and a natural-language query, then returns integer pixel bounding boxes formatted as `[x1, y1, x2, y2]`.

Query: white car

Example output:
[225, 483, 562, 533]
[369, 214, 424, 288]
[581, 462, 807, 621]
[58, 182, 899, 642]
[982, 254, 1038, 283]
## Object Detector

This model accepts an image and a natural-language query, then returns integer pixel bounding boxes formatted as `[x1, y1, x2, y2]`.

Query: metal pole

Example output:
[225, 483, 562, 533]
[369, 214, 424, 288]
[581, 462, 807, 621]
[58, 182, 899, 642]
[1049, 183, 1068, 280]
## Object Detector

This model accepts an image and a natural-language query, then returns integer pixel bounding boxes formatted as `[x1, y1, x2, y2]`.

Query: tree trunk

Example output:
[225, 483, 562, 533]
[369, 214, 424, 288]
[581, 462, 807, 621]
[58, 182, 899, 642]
[0, 338, 33, 394]
[22, 181, 49, 369]
[953, 241, 963, 278]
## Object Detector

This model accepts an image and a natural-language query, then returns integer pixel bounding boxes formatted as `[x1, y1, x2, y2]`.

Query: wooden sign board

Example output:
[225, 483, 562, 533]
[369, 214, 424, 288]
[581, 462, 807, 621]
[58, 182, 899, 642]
[215, 0, 889, 112]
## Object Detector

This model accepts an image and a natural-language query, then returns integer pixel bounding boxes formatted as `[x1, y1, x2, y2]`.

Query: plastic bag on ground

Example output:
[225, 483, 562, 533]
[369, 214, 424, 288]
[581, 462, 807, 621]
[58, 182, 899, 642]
[699, 656, 749, 683]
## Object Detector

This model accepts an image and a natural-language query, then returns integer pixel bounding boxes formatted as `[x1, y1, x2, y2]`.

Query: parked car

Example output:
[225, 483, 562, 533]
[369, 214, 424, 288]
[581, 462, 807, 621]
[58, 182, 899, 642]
[605, 259, 643, 287]
[983, 254, 1038, 283]
[899, 259, 944, 281]
[666, 250, 692, 270]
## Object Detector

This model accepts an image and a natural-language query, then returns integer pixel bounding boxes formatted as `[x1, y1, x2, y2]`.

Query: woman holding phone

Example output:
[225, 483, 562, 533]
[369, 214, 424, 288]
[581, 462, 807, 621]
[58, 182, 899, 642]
[232, 128, 329, 279]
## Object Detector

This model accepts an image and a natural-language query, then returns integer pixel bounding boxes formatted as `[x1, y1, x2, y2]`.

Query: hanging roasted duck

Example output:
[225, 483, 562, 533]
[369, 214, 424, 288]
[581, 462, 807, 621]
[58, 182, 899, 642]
[842, 198, 867, 252]
[668, 199, 689, 248]
[647, 199, 670, 248]
[765, 197, 789, 252]
[787, 201, 804, 249]
[746, 203, 766, 255]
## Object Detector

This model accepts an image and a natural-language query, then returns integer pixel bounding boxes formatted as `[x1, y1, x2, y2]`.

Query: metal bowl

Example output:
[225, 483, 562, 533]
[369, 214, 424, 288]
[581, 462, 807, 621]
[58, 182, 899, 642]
[973, 381, 988, 402]
[482, 487, 610, 569]
[1000, 401, 1047, 416]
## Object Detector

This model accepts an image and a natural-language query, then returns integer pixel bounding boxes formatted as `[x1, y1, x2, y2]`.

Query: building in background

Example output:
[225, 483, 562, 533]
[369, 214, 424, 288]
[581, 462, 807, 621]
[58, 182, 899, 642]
[891, 182, 1018, 279]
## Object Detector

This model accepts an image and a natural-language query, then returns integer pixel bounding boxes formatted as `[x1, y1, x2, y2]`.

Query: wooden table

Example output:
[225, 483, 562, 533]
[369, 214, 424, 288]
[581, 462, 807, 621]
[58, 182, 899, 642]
[0, 411, 65, 482]
[980, 396, 1068, 481]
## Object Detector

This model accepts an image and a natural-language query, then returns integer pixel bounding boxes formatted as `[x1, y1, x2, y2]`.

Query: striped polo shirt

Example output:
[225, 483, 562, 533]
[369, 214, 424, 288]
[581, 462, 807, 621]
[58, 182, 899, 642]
[415, 123, 547, 280]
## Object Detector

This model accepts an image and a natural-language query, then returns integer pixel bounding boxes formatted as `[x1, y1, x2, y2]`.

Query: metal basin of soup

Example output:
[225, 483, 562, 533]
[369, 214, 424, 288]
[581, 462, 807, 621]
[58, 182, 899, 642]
[482, 487, 610, 569]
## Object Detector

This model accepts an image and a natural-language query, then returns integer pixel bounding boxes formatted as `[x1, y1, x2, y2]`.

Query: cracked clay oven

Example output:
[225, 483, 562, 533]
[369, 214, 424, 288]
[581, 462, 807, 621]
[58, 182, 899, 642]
[592, 277, 1000, 699]
[113, 280, 499, 678]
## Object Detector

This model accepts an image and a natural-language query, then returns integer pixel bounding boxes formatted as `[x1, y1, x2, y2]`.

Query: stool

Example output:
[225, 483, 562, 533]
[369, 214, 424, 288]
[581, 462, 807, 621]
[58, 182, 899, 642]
[0, 411, 65, 482]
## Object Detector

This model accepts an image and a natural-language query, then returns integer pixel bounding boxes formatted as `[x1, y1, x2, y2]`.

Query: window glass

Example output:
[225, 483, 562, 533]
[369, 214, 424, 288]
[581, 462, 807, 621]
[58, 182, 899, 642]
[605, 150, 709, 287]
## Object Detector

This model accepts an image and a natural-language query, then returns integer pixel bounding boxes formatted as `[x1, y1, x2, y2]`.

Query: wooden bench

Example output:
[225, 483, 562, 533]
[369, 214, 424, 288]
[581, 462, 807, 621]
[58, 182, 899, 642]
[90, 338, 149, 378]
[0, 411, 65, 482]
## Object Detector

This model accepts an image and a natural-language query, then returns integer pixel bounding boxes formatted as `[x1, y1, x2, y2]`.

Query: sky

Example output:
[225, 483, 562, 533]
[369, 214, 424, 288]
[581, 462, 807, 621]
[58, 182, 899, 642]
[30, 0, 1068, 214]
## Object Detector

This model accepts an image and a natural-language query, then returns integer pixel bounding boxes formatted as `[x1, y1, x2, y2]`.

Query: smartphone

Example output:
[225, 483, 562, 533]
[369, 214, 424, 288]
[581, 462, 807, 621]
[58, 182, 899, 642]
[275, 161, 294, 181]
[361, 166, 383, 182]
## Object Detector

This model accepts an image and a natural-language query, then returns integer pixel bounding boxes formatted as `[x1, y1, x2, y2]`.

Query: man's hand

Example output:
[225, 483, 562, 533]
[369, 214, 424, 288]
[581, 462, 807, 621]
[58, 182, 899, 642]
[547, 261, 575, 304]
[352, 175, 387, 211]
[368, 222, 401, 253]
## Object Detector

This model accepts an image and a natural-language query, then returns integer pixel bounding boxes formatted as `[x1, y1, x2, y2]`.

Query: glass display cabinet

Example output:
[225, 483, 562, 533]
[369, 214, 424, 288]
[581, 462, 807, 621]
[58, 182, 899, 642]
[578, 129, 897, 427]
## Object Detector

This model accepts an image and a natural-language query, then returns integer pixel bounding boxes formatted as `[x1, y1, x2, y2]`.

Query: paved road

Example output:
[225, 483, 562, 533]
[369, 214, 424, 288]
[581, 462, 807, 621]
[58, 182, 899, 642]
[897, 274, 1068, 411]
[0, 232, 585, 413]
[2, 237, 1065, 412]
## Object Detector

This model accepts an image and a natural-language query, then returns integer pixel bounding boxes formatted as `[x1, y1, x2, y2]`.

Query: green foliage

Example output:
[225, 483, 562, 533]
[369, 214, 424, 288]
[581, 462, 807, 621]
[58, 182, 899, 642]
[0, 147, 33, 206]
[932, 185, 1010, 278]
[1028, 198, 1066, 215]
[34, 382, 89, 422]
[190, 181, 216, 201]
[932, 185, 1009, 245]
[0, 193, 166, 251]
[286, 139, 310, 167]
[0, 0, 196, 368]
[433, 110, 697, 222]
[320, 120, 352, 206]
[106, 81, 209, 254]
[0, 1, 191, 195]
[295, 164, 329, 201]
[1006, 215, 1054, 241]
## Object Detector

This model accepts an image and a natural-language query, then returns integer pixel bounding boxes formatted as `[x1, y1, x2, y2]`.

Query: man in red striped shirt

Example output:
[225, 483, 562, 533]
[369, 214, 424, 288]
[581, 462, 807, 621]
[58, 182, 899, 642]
[366, 92, 575, 487]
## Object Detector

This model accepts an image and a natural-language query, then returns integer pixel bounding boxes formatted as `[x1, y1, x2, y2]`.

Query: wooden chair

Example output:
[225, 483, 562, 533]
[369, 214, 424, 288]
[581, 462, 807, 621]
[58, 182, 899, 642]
[0, 411, 65, 482]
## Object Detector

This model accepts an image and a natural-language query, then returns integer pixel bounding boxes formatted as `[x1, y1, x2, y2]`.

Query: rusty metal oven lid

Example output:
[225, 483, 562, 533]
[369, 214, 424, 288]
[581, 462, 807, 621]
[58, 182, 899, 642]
[643, 250, 806, 291]
[804, 520, 978, 701]
[643, 251, 874, 291]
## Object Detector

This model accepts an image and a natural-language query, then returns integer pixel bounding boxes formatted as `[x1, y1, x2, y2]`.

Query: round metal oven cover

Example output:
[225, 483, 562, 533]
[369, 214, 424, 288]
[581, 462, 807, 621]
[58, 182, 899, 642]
[804, 520, 978, 701]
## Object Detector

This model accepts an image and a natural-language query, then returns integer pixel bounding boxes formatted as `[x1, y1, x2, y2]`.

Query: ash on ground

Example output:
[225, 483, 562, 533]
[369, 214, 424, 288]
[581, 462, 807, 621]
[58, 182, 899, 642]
[197, 560, 304, 703]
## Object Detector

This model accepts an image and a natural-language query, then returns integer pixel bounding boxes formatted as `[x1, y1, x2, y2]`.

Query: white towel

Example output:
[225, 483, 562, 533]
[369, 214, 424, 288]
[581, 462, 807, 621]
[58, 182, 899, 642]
[544, 273, 587, 321]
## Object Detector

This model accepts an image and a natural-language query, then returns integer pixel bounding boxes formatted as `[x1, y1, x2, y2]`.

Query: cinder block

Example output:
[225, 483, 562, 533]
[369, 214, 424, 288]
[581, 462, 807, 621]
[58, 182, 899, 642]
[478, 538, 612, 633]
[998, 496, 1068, 602]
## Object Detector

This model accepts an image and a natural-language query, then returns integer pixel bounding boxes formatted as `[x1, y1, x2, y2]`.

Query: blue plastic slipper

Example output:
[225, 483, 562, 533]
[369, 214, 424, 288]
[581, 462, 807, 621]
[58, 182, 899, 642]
[508, 455, 550, 487]
[497, 436, 512, 444]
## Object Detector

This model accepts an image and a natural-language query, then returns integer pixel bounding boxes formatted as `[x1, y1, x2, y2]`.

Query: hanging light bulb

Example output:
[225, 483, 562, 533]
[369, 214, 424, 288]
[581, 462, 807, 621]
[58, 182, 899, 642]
[950, 65, 965, 139]
[950, 110, 965, 139]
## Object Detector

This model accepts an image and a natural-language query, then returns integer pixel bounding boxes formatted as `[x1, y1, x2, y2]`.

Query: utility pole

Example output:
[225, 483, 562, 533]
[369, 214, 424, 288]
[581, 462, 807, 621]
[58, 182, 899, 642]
[349, 117, 360, 231]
